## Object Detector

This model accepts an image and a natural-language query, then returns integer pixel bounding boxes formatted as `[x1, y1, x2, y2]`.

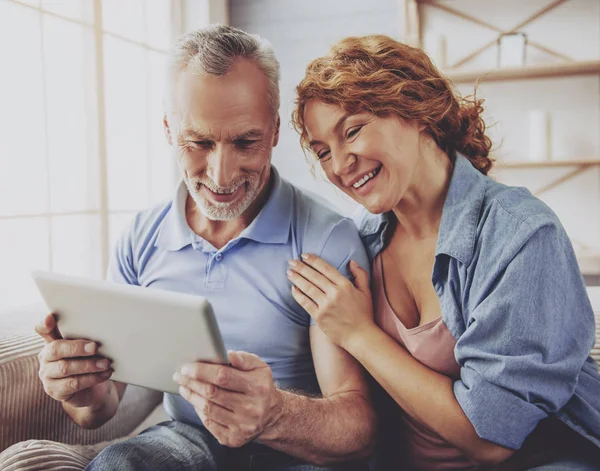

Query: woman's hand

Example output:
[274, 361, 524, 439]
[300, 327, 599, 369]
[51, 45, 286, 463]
[287, 253, 375, 350]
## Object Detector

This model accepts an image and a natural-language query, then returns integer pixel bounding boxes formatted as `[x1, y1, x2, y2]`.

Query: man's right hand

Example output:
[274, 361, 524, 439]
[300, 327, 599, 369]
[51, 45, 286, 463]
[36, 313, 114, 409]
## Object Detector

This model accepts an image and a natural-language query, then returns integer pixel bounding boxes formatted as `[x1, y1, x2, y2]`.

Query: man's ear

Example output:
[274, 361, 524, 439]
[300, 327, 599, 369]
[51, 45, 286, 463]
[163, 113, 173, 145]
[272, 115, 280, 147]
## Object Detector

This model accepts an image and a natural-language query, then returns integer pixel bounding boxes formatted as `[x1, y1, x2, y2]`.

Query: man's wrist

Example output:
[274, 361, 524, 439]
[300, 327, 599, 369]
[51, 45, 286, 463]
[259, 388, 285, 442]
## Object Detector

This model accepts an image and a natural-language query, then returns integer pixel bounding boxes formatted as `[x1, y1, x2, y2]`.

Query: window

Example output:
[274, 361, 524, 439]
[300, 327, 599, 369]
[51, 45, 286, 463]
[0, 0, 180, 311]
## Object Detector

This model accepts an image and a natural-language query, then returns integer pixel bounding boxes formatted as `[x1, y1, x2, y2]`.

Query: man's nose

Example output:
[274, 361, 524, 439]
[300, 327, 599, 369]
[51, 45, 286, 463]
[207, 146, 236, 188]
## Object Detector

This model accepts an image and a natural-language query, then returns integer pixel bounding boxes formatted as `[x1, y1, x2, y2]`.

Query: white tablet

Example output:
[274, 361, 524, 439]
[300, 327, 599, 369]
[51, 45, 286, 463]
[32, 270, 228, 395]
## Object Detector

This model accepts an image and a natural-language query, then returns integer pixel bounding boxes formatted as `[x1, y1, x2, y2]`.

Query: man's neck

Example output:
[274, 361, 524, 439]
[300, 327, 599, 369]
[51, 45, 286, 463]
[185, 173, 273, 250]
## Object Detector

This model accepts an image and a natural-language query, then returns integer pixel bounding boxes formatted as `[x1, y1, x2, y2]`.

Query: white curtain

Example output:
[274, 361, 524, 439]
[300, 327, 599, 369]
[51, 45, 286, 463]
[0, 0, 180, 311]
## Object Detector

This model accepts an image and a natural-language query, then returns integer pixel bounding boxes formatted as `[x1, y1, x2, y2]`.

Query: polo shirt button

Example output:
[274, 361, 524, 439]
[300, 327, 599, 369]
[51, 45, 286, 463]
[215, 253, 223, 261]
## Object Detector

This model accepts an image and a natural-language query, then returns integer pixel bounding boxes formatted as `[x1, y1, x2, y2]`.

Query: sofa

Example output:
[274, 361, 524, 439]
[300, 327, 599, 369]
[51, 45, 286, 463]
[1, 290, 600, 470]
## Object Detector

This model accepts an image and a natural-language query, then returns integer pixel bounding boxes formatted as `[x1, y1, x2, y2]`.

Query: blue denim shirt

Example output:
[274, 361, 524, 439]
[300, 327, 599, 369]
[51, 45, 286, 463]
[354, 154, 600, 450]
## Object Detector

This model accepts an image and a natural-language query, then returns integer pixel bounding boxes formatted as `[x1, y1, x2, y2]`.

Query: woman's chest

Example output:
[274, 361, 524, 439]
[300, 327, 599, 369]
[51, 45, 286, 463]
[381, 239, 442, 329]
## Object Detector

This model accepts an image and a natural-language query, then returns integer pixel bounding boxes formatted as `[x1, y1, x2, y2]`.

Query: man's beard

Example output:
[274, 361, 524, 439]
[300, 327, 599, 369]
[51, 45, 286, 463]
[184, 170, 267, 221]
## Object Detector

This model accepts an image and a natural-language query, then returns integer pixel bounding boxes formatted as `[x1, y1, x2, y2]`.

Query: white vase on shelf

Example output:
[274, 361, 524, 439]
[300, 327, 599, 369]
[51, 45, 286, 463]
[528, 110, 551, 162]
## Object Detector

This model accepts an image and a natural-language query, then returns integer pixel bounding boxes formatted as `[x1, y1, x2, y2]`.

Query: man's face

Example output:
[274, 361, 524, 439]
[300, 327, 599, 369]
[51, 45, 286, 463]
[164, 58, 279, 221]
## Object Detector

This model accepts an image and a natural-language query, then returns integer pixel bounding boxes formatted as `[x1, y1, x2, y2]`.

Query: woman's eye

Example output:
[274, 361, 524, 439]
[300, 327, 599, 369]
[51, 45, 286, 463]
[317, 150, 330, 160]
[346, 125, 363, 140]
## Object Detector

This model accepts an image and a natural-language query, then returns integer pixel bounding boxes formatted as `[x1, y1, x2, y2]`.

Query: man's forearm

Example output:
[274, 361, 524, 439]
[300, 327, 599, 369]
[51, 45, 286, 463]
[63, 381, 126, 429]
[258, 388, 376, 465]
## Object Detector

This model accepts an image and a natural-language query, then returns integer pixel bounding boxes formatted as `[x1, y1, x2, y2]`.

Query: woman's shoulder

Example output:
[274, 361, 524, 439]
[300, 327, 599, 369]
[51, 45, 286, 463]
[351, 207, 390, 262]
[478, 179, 566, 249]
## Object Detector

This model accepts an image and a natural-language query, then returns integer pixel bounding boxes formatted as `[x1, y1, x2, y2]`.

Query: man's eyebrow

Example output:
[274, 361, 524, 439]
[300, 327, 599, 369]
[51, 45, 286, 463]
[177, 128, 212, 141]
[308, 113, 351, 147]
[230, 129, 265, 141]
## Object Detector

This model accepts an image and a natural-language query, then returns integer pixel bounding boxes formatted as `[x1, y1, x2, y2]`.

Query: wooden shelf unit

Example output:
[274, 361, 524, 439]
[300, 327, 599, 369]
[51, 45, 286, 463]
[495, 159, 600, 169]
[445, 60, 600, 84]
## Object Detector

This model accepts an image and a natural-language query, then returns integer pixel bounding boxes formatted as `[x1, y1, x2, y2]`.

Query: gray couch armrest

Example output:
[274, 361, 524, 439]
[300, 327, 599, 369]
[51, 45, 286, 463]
[0, 332, 163, 453]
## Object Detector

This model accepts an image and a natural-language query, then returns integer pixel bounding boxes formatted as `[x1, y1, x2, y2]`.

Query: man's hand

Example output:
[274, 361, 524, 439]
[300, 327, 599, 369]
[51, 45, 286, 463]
[36, 313, 114, 409]
[174, 351, 283, 448]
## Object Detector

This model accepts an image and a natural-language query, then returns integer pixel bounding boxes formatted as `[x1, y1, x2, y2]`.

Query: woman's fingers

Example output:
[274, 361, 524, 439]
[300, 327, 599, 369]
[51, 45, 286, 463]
[299, 253, 349, 286]
[350, 260, 370, 294]
[287, 266, 326, 305]
[291, 285, 318, 316]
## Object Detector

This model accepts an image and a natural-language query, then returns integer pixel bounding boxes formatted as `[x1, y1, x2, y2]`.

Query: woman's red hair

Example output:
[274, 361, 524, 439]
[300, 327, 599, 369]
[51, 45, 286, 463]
[292, 35, 493, 175]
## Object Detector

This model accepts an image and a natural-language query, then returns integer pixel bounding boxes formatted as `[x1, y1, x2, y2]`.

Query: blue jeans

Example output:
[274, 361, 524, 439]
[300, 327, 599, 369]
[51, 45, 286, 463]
[527, 460, 600, 471]
[86, 420, 368, 471]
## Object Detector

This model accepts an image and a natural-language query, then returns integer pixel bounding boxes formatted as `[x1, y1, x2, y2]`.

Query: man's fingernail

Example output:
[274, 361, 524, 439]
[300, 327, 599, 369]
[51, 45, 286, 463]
[173, 372, 181, 382]
[96, 359, 109, 369]
[288, 259, 298, 267]
[301, 253, 309, 260]
[84, 343, 96, 354]
[181, 366, 190, 376]
[179, 386, 187, 397]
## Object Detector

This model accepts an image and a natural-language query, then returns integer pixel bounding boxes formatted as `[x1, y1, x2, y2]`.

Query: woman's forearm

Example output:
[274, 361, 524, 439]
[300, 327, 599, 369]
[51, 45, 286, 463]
[345, 326, 514, 466]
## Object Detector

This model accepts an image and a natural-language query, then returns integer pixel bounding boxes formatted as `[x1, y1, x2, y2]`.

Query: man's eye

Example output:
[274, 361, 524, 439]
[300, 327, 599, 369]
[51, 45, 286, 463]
[346, 125, 363, 140]
[188, 140, 213, 149]
[317, 150, 330, 160]
[235, 139, 257, 148]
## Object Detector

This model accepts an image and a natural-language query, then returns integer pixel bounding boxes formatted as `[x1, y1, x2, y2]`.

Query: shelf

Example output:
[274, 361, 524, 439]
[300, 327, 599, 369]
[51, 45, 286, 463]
[495, 159, 600, 169]
[445, 60, 600, 84]
[577, 251, 600, 277]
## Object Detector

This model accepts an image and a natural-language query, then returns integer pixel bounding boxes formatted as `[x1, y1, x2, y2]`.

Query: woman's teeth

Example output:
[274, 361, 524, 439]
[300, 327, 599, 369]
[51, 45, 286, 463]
[353, 168, 380, 189]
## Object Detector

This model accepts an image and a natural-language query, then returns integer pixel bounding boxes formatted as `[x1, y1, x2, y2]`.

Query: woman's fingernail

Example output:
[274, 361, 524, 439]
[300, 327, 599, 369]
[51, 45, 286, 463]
[288, 259, 298, 267]
[96, 359, 109, 369]
[179, 386, 187, 397]
[173, 372, 181, 382]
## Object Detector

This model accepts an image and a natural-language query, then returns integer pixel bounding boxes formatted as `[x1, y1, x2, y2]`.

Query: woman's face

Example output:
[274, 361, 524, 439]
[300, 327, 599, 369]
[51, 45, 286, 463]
[303, 100, 423, 214]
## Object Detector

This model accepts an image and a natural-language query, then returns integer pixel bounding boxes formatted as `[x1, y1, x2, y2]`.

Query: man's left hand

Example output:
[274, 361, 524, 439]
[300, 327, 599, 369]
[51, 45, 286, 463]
[174, 351, 283, 448]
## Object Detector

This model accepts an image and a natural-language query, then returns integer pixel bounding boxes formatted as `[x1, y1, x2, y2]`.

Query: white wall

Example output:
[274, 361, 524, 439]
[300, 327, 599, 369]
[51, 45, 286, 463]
[230, 0, 600, 280]
[230, 0, 404, 216]
[422, 0, 600, 252]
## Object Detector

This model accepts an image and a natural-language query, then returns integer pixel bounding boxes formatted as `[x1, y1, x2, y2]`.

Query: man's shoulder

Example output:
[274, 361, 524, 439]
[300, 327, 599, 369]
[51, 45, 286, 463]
[283, 179, 368, 272]
[120, 199, 173, 246]
[285, 179, 355, 233]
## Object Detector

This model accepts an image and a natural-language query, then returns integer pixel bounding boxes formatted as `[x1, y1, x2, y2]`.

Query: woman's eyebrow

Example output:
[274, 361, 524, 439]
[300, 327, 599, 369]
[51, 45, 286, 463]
[309, 113, 352, 147]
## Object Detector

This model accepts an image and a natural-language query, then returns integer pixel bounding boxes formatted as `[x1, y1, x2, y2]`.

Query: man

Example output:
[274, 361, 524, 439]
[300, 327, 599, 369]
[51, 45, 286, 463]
[35, 25, 375, 470]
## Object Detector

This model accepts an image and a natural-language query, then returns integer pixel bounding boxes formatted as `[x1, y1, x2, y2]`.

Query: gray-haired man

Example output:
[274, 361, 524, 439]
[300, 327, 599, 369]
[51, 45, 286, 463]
[35, 25, 375, 470]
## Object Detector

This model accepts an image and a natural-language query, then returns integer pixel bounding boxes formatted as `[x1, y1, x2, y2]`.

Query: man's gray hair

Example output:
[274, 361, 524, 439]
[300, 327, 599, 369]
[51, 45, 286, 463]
[170, 24, 280, 122]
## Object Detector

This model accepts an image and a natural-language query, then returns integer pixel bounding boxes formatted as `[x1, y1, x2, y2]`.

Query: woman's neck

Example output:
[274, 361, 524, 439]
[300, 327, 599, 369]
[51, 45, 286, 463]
[392, 142, 453, 240]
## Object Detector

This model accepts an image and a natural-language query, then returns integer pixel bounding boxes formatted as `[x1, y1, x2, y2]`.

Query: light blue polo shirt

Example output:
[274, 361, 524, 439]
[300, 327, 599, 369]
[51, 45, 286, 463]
[109, 166, 369, 426]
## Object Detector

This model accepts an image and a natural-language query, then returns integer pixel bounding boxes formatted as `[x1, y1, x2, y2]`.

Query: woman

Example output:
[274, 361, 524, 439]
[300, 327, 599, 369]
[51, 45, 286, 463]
[287, 35, 600, 470]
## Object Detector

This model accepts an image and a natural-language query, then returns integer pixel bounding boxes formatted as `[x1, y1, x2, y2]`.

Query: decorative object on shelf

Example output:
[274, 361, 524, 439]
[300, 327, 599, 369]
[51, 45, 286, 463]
[404, 1, 600, 83]
[497, 32, 527, 68]
[528, 110, 551, 162]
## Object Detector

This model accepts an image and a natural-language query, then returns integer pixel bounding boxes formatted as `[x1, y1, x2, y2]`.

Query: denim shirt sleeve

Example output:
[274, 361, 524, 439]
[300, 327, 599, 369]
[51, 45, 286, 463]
[453, 215, 596, 450]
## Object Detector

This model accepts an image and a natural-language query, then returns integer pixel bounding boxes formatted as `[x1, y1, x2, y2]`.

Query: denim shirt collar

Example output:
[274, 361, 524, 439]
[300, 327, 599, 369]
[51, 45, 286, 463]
[357, 154, 486, 267]
[155, 166, 291, 251]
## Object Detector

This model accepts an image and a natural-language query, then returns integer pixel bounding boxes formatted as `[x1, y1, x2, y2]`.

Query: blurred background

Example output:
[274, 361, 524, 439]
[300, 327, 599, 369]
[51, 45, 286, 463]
[0, 0, 599, 317]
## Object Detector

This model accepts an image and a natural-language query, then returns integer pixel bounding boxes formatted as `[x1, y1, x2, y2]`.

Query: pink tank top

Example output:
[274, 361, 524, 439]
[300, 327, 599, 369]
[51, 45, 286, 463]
[372, 254, 477, 470]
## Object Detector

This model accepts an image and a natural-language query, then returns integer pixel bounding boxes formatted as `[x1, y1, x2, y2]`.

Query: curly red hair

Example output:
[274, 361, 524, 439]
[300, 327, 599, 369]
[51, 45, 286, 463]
[292, 35, 493, 175]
